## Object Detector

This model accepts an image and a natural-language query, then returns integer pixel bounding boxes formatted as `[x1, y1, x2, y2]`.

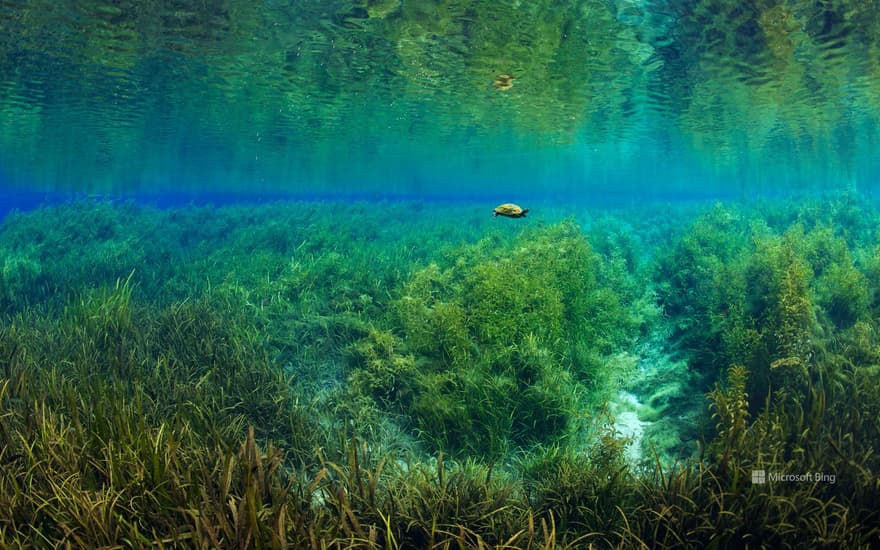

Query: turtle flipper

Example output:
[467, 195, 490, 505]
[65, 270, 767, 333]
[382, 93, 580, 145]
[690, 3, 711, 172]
[521, 209, 529, 217]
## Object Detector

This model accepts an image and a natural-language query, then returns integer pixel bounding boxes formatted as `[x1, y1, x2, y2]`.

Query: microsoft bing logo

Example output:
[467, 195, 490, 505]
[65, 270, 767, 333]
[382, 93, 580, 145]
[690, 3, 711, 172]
[749, 470, 835, 484]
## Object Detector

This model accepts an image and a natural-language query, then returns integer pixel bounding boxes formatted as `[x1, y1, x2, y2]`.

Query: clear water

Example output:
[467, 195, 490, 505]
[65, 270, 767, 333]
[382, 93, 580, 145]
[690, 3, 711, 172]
[2, 2, 880, 547]
[2, 0, 878, 199]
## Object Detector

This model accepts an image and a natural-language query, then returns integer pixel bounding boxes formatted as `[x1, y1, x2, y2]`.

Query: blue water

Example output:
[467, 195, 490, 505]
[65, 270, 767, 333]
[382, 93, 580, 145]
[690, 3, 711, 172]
[2, 0, 878, 203]
[2, 3, 880, 546]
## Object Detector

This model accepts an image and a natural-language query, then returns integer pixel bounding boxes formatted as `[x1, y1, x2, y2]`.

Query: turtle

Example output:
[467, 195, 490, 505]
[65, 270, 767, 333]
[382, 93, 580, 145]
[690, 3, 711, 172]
[493, 73, 515, 91]
[493, 203, 529, 218]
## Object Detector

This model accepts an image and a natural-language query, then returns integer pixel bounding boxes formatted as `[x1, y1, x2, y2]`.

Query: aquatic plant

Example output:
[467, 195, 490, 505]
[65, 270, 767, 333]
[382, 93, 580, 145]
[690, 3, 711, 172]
[0, 244, 42, 311]
[804, 227, 870, 329]
[654, 204, 751, 370]
[520, 409, 635, 544]
[657, 204, 875, 406]
[0, 199, 877, 547]
[342, 220, 636, 458]
[646, 199, 880, 546]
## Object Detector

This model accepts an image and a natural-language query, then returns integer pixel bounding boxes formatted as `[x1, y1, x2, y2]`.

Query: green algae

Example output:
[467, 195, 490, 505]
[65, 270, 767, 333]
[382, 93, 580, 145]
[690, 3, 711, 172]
[0, 198, 878, 547]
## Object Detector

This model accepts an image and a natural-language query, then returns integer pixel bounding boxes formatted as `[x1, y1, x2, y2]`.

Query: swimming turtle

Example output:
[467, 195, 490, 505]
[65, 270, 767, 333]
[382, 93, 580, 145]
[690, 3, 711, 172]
[493, 203, 529, 218]
[493, 73, 515, 91]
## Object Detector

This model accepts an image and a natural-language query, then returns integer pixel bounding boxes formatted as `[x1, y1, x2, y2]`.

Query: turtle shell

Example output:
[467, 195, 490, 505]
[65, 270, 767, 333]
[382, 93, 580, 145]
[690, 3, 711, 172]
[493, 203, 527, 218]
[493, 74, 515, 90]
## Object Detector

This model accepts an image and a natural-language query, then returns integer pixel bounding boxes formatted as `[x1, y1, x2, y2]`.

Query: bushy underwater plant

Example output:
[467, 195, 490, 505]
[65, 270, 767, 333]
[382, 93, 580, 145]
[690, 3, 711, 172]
[648, 199, 880, 547]
[343, 219, 637, 458]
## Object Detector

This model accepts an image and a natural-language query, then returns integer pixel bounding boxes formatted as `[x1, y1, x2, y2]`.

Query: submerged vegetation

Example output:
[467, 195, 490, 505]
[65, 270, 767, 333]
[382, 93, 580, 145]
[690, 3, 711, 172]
[0, 197, 878, 547]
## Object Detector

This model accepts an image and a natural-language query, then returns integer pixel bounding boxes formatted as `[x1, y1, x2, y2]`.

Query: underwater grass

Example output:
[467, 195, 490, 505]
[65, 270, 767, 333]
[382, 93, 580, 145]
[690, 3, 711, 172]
[0, 197, 877, 547]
